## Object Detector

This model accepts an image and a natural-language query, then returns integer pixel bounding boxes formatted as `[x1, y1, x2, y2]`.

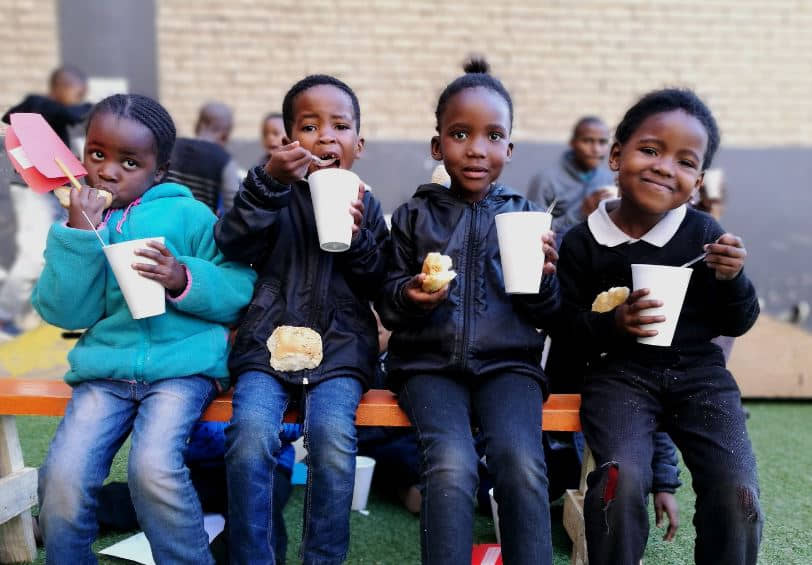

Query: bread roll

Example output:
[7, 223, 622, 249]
[267, 326, 323, 372]
[421, 252, 456, 292]
[591, 286, 630, 313]
[53, 186, 113, 210]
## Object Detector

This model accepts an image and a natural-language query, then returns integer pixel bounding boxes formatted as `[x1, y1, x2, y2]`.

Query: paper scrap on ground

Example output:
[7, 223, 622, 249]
[99, 514, 225, 564]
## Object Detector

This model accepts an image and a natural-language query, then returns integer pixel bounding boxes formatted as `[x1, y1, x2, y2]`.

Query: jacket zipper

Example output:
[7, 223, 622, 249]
[460, 202, 479, 369]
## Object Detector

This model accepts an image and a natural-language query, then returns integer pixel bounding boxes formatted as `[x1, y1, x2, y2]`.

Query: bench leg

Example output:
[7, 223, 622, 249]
[564, 444, 595, 565]
[0, 416, 37, 563]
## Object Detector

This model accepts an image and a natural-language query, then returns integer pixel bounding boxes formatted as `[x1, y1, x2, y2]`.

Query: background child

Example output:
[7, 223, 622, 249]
[215, 75, 388, 564]
[554, 89, 761, 564]
[165, 101, 243, 213]
[32, 93, 256, 564]
[526, 115, 615, 245]
[260, 111, 286, 162]
[376, 58, 559, 565]
[0, 65, 92, 339]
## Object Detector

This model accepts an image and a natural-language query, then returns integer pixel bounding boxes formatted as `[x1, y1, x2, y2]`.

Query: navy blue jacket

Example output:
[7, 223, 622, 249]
[376, 183, 561, 393]
[214, 166, 389, 389]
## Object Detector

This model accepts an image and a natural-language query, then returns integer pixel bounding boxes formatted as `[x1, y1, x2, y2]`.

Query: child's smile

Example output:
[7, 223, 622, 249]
[290, 84, 363, 176]
[84, 113, 164, 208]
[432, 87, 512, 202]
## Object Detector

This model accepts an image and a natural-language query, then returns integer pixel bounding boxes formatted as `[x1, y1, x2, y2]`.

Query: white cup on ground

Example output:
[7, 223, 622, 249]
[631, 264, 693, 346]
[495, 211, 552, 294]
[488, 487, 501, 545]
[351, 455, 376, 511]
[308, 168, 361, 252]
[103, 237, 166, 319]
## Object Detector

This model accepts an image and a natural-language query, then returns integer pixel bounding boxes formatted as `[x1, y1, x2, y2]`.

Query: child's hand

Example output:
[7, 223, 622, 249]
[67, 187, 107, 230]
[704, 233, 746, 280]
[614, 288, 664, 337]
[264, 140, 312, 185]
[132, 241, 187, 294]
[541, 230, 558, 275]
[654, 492, 680, 541]
[350, 183, 365, 240]
[403, 274, 449, 310]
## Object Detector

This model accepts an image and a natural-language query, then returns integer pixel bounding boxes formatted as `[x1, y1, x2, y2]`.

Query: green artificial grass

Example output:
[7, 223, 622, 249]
[16, 401, 812, 564]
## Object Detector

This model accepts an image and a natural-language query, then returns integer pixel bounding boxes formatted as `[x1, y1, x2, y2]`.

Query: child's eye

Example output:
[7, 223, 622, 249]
[335, 123, 351, 131]
[489, 132, 504, 141]
[90, 150, 104, 161]
[640, 147, 657, 156]
[302, 125, 317, 132]
[122, 159, 138, 171]
[451, 131, 468, 140]
[679, 160, 698, 169]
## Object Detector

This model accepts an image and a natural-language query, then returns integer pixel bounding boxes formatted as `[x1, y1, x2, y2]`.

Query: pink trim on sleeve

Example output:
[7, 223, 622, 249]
[167, 265, 192, 302]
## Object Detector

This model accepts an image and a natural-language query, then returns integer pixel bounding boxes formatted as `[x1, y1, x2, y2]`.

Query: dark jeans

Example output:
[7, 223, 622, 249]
[400, 372, 552, 565]
[581, 354, 762, 565]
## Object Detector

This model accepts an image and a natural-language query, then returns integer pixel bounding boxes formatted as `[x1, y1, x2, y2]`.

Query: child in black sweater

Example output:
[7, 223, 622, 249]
[554, 89, 761, 565]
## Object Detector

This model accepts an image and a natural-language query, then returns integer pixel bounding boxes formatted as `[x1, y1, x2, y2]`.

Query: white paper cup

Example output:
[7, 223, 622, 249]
[489, 487, 501, 545]
[308, 168, 361, 252]
[703, 169, 724, 200]
[351, 455, 376, 511]
[631, 264, 693, 346]
[495, 211, 552, 294]
[103, 237, 166, 319]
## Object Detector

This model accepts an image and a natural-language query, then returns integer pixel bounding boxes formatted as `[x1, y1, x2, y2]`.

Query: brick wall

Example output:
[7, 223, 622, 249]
[0, 0, 58, 118]
[157, 0, 812, 146]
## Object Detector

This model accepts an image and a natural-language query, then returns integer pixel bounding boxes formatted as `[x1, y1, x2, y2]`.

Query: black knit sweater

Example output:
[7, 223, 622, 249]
[552, 207, 759, 363]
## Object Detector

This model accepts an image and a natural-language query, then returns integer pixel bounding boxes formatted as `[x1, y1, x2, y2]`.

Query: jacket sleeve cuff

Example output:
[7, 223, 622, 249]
[167, 265, 192, 302]
[246, 166, 293, 208]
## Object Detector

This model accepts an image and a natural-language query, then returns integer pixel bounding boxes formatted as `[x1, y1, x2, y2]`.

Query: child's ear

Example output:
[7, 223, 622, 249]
[154, 162, 170, 184]
[608, 142, 622, 171]
[505, 141, 514, 162]
[354, 136, 365, 159]
[694, 170, 705, 193]
[430, 136, 443, 161]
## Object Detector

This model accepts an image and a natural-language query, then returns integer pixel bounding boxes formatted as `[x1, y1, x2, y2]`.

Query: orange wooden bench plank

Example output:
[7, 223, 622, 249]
[0, 379, 581, 431]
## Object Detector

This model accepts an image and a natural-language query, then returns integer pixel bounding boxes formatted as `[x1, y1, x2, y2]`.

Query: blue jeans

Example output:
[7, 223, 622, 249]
[226, 371, 362, 565]
[400, 372, 552, 565]
[38, 376, 218, 565]
[581, 355, 762, 565]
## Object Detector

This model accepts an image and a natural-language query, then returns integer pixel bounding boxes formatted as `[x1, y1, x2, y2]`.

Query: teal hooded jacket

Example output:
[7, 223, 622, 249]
[32, 183, 257, 388]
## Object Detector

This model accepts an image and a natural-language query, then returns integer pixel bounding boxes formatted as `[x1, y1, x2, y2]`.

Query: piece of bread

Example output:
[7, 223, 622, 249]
[421, 252, 457, 292]
[54, 186, 113, 209]
[266, 326, 323, 372]
[591, 286, 630, 313]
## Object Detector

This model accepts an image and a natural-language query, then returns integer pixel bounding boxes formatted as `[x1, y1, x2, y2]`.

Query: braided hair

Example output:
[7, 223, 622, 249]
[87, 94, 177, 165]
[281, 75, 360, 136]
[435, 57, 514, 132]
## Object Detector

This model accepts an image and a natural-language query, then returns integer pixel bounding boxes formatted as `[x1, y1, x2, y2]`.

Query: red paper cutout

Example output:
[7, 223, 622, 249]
[4, 113, 86, 193]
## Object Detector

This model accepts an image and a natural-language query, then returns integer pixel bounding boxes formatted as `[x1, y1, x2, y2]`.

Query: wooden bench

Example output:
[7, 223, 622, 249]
[0, 379, 588, 563]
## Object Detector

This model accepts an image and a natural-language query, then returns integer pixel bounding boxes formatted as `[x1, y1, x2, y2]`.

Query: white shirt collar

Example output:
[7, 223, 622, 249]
[587, 199, 686, 247]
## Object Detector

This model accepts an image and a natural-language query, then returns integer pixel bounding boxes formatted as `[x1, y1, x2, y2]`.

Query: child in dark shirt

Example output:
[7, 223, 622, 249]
[554, 88, 761, 565]
[377, 58, 559, 565]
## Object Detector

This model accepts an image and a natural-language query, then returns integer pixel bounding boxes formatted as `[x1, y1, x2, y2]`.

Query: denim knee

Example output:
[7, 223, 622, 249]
[700, 479, 762, 526]
[39, 460, 87, 530]
[226, 408, 283, 467]
[304, 414, 356, 471]
[588, 459, 651, 510]
[127, 445, 185, 499]
[487, 439, 549, 492]
[424, 439, 479, 492]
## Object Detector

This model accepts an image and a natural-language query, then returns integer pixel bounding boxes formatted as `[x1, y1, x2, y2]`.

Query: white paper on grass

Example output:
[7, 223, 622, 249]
[99, 514, 225, 564]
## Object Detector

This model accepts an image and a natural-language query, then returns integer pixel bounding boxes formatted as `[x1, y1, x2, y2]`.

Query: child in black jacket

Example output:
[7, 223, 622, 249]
[215, 75, 388, 565]
[377, 58, 559, 565]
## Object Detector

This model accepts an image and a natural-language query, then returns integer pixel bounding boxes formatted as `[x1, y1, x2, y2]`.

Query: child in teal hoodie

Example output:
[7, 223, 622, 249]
[32, 94, 256, 565]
